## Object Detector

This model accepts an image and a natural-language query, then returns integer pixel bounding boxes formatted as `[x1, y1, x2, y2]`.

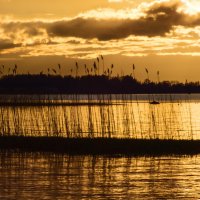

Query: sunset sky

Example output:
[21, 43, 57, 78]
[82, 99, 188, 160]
[1, 0, 200, 81]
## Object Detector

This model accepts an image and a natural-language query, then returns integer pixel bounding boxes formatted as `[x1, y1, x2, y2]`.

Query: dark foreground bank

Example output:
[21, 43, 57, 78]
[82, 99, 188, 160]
[0, 136, 200, 155]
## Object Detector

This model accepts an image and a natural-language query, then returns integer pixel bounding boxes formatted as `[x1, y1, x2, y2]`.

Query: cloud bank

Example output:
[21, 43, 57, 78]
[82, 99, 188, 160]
[0, 0, 200, 59]
[1, 0, 200, 41]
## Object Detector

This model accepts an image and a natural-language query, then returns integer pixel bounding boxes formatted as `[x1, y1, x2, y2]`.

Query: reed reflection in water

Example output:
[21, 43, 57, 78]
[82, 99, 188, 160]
[0, 151, 200, 199]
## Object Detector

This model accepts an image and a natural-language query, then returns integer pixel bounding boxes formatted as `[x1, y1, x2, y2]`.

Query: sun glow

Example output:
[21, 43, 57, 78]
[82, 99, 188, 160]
[180, 0, 200, 15]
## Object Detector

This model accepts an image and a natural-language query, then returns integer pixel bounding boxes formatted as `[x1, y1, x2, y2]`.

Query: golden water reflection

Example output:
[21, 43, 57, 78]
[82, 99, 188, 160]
[0, 151, 200, 199]
[0, 94, 200, 139]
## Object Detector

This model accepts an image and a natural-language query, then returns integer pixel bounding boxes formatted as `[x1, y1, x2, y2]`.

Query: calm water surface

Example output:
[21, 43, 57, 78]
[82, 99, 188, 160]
[1, 94, 200, 199]
[0, 151, 200, 199]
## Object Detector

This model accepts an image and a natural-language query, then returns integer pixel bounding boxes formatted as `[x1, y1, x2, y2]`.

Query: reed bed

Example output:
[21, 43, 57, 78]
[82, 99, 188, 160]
[1, 136, 200, 155]
[0, 94, 198, 140]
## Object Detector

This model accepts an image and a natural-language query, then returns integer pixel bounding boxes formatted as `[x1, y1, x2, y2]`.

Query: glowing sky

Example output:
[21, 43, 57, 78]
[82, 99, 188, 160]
[1, 0, 200, 81]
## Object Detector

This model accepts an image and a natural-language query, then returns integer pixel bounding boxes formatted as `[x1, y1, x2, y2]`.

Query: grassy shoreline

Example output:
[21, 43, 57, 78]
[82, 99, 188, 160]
[0, 136, 200, 155]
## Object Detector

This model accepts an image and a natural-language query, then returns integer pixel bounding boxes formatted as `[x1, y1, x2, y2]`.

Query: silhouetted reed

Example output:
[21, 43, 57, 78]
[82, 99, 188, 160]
[1, 62, 200, 94]
[0, 93, 197, 141]
[0, 59, 198, 142]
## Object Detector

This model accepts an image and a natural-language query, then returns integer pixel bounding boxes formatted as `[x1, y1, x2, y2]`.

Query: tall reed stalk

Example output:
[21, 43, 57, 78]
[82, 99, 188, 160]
[0, 93, 197, 140]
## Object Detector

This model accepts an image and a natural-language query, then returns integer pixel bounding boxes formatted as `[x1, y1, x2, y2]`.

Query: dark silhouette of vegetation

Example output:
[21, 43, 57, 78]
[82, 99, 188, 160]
[1, 56, 199, 94]
[0, 73, 200, 94]
[0, 58, 199, 154]
[0, 136, 200, 155]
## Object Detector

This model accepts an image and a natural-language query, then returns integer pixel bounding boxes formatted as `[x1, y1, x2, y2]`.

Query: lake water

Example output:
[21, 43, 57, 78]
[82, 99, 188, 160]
[0, 94, 200, 139]
[0, 151, 200, 199]
[1, 94, 200, 199]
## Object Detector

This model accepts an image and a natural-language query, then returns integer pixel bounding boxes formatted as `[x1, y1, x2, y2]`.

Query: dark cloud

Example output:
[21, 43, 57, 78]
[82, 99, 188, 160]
[45, 1, 198, 40]
[2, 0, 200, 41]
[0, 39, 21, 50]
[47, 18, 134, 40]
[24, 26, 42, 36]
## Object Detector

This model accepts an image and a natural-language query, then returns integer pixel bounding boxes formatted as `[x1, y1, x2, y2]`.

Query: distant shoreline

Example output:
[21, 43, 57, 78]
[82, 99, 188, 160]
[0, 74, 199, 94]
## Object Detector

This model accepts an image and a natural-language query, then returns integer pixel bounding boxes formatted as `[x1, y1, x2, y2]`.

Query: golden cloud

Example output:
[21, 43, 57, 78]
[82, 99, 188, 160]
[0, 0, 200, 59]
